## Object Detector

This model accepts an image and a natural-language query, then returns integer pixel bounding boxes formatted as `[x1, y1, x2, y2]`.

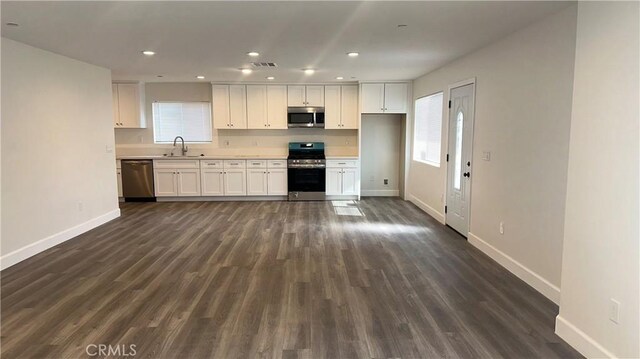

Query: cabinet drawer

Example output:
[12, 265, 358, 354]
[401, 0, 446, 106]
[267, 160, 287, 168]
[247, 160, 267, 168]
[224, 160, 247, 169]
[327, 159, 358, 168]
[153, 160, 200, 169]
[201, 160, 223, 168]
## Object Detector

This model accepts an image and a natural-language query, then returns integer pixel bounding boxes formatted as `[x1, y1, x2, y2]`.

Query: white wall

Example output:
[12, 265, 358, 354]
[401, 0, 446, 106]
[1, 38, 119, 268]
[115, 83, 359, 157]
[361, 114, 403, 196]
[407, 6, 578, 302]
[555, 2, 639, 358]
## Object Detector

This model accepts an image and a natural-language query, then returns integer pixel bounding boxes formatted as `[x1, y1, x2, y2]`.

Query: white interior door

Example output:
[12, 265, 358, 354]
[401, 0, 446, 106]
[446, 83, 475, 236]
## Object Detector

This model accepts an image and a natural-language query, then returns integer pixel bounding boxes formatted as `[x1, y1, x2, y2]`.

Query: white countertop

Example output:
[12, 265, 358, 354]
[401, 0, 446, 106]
[117, 154, 359, 160]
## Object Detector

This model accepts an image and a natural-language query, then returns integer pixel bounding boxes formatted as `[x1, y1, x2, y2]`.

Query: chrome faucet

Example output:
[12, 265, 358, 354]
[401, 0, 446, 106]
[172, 136, 188, 156]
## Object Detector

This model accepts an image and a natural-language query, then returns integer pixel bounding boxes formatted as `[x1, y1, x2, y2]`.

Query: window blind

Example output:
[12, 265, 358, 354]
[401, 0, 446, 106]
[153, 102, 212, 143]
[413, 92, 443, 167]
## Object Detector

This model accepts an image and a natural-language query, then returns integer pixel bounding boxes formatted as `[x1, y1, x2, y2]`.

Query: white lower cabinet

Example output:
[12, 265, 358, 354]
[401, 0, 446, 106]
[201, 169, 225, 196]
[267, 168, 288, 195]
[153, 160, 201, 197]
[326, 160, 359, 196]
[224, 169, 247, 196]
[247, 169, 268, 195]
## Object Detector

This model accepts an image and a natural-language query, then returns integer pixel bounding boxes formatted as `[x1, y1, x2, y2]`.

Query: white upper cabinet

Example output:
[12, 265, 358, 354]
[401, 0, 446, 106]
[267, 85, 287, 129]
[360, 83, 408, 114]
[305, 86, 325, 107]
[113, 83, 145, 128]
[324, 86, 341, 129]
[287, 85, 306, 106]
[361, 83, 385, 113]
[340, 85, 359, 129]
[325, 85, 358, 129]
[247, 85, 268, 129]
[287, 85, 324, 107]
[383, 83, 408, 113]
[229, 85, 248, 129]
[212, 85, 231, 129]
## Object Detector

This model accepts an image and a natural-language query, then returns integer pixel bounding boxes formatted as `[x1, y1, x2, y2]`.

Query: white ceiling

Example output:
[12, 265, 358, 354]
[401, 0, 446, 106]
[1, 1, 572, 83]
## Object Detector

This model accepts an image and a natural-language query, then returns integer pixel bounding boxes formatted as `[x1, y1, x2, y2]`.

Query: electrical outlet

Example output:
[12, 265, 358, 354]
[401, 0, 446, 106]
[609, 299, 620, 323]
[224, 140, 230, 147]
[105, 145, 113, 153]
[383, 179, 389, 185]
[138, 135, 144, 143]
[482, 151, 491, 161]
[499, 221, 504, 235]
[345, 140, 350, 145]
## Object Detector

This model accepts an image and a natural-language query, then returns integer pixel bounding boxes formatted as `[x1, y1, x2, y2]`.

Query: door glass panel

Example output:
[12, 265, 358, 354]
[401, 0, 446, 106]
[454, 110, 464, 190]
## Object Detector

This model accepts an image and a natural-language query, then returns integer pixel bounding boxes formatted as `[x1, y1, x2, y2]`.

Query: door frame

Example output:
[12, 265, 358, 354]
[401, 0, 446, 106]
[444, 77, 477, 237]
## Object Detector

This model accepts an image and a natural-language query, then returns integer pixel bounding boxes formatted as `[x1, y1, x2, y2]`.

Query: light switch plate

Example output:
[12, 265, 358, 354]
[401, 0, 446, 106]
[482, 151, 491, 161]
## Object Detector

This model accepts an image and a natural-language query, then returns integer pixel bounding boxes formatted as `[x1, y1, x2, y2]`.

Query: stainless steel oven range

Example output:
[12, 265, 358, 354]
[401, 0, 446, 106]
[288, 142, 326, 201]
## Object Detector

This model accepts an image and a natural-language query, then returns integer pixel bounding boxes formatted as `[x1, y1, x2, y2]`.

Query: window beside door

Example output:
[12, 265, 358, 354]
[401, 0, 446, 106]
[153, 101, 212, 143]
[413, 92, 443, 167]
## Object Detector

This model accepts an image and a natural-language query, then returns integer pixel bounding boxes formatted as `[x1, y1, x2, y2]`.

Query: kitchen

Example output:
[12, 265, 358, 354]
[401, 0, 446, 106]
[114, 81, 409, 202]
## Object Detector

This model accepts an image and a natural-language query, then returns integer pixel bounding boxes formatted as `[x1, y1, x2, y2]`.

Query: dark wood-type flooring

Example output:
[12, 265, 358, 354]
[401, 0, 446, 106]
[1, 198, 581, 358]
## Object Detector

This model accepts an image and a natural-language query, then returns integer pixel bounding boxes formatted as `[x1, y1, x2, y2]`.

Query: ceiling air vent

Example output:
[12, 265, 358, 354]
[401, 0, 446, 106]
[251, 62, 278, 68]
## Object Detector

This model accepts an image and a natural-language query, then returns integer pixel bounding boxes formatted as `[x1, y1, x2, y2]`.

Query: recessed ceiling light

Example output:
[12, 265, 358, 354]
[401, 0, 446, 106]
[247, 52, 260, 57]
[6, 22, 19, 27]
[303, 69, 315, 75]
[196, 75, 205, 79]
[157, 75, 164, 78]
[336, 76, 344, 80]
[266, 76, 275, 80]
[397, 24, 408, 28]
[347, 52, 359, 57]
[142, 50, 155, 56]
[241, 68, 253, 74]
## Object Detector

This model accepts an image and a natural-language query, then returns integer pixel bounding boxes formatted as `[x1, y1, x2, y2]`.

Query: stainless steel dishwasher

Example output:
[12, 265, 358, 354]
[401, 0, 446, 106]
[121, 160, 155, 201]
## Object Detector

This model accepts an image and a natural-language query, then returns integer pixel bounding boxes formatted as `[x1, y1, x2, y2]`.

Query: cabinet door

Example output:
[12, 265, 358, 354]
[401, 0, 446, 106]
[117, 169, 123, 197]
[326, 168, 343, 195]
[224, 169, 247, 196]
[154, 169, 178, 197]
[112, 85, 120, 127]
[340, 85, 359, 129]
[267, 85, 287, 129]
[383, 83, 408, 113]
[117, 83, 141, 128]
[247, 169, 268, 195]
[287, 85, 306, 106]
[360, 83, 385, 113]
[229, 85, 247, 129]
[324, 86, 341, 129]
[305, 86, 325, 107]
[247, 85, 268, 129]
[212, 85, 231, 129]
[267, 169, 287, 195]
[342, 168, 359, 195]
[177, 169, 201, 196]
[201, 169, 225, 196]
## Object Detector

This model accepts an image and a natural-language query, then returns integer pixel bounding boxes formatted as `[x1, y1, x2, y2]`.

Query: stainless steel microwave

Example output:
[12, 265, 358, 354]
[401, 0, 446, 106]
[287, 107, 325, 128]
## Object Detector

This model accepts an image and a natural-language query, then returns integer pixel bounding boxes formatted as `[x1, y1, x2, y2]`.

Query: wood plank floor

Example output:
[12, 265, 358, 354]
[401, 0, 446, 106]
[1, 198, 581, 358]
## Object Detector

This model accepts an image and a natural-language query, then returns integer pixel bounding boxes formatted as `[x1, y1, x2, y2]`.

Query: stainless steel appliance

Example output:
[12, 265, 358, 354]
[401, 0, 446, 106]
[288, 142, 326, 201]
[287, 107, 325, 128]
[121, 160, 155, 201]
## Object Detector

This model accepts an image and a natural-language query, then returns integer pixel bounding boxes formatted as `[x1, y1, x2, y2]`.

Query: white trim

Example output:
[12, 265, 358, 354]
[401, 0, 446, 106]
[467, 232, 560, 304]
[361, 189, 400, 197]
[408, 194, 445, 224]
[555, 315, 616, 358]
[0, 209, 121, 270]
[157, 196, 287, 202]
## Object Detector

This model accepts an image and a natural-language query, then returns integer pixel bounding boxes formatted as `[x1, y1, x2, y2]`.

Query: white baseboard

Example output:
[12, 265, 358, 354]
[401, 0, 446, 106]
[555, 315, 615, 358]
[0, 209, 121, 270]
[467, 232, 561, 304]
[157, 196, 287, 202]
[408, 194, 445, 224]
[361, 189, 400, 197]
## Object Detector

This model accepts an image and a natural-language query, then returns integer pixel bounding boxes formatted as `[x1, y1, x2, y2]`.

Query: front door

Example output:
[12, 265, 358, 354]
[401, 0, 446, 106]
[446, 83, 475, 236]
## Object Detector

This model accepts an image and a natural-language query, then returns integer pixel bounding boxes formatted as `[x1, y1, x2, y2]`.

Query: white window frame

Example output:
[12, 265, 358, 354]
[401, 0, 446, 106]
[152, 101, 213, 144]
[413, 92, 444, 167]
